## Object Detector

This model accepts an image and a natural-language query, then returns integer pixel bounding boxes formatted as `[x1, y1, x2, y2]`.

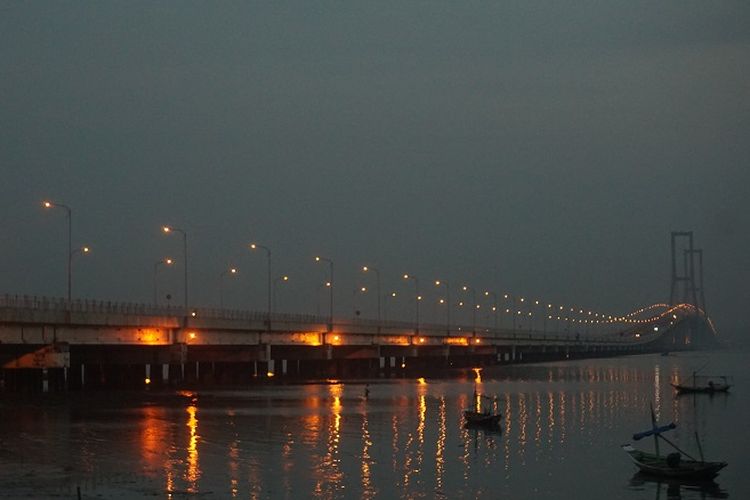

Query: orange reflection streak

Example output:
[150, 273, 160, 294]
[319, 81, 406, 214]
[228, 439, 239, 498]
[322, 385, 343, 493]
[518, 392, 528, 460]
[558, 391, 566, 445]
[472, 367, 482, 383]
[185, 404, 201, 492]
[547, 391, 555, 446]
[435, 396, 446, 491]
[140, 406, 168, 472]
[391, 414, 400, 476]
[361, 407, 374, 500]
[416, 391, 426, 474]
[503, 393, 512, 472]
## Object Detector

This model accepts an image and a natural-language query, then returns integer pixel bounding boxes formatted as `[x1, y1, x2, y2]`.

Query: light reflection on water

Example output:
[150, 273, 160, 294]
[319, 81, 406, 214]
[0, 352, 747, 499]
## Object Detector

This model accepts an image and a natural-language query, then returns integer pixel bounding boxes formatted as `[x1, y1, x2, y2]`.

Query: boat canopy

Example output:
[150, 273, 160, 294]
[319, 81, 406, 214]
[633, 422, 676, 441]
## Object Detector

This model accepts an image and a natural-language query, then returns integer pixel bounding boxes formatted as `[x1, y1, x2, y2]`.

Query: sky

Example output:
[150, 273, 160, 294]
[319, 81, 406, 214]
[1, 2, 748, 343]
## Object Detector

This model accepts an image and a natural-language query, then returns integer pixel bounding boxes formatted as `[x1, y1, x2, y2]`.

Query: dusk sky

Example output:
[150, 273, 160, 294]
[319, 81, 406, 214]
[1, 2, 748, 342]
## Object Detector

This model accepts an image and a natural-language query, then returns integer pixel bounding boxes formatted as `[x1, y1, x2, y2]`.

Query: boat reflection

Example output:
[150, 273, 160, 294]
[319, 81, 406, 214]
[629, 472, 728, 499]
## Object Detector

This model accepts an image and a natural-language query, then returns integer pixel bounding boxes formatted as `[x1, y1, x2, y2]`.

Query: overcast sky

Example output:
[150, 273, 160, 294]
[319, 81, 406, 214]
[1, 2, 748, 342]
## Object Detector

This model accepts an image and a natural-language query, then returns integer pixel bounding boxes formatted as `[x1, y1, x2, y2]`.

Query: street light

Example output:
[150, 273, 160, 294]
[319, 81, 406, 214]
[162, 226, 188, 314]
[273, 275, 289, 313]
[462, 285, 478, 334]
[352, 286, 367, 319]
[403, 274, 420, 333]
[435, 280, 450, 335]
[383, 291, 397, 322]
[362, 266, 381, 325]
[219, 267, 238, 308]
[249, 243, 272, 327]
[42, 200, 73, 301]
[484, 290, 499, 331]
[315, 256, 334, 331]
[153, 258, 174, 305]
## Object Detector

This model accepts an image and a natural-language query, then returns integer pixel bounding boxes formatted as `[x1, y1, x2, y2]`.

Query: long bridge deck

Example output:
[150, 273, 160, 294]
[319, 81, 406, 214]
[0, 294, 718, 391]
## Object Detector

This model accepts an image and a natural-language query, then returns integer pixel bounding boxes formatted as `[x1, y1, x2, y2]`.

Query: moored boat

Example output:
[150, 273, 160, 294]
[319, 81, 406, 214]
[622, 444, 727, 479]
[622, 405, 727, 479]
[671, 373, 732, 394]
[463, 409, 502, 427]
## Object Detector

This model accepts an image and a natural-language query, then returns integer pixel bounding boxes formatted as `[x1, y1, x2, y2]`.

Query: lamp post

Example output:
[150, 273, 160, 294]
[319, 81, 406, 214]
[42, 200, 74, 301]
[249, 243, 272, 328]
[315, 256, 334, 331]
[383, 291, 397, 322]
[403, 274, 420, 333]
[362, 266, 381, 325]
[69, 245, 90, 298]
[435, 280, 450, 335]
[352, 286, 367, 319]
[153, 257, 174, 305]
[462, 285, 478, 335]
[484, 290, 499, 332]
[219, 267, 238, 308]
[273, 275, 289, 313]
[162, 226, 188, 314]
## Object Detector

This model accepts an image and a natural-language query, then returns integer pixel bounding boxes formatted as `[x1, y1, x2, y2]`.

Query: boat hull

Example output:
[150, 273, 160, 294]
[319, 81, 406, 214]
[463, 410, 501, 427]
[622, 444, 727, 479]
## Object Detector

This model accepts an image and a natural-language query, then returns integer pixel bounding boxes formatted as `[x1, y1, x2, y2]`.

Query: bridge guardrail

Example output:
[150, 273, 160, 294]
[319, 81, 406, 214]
[0, 293, 662, 345]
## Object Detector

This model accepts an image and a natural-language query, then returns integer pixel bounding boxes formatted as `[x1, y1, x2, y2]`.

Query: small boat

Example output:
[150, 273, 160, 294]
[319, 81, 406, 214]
[671, 372, 732, 394]
[463, 389, 501, 428]
[463, 409, 502, 427]
[622, 405, 727, 479]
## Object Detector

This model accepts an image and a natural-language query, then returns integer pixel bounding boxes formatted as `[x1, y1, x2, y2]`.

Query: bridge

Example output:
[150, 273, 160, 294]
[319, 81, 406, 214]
[0, 232, 720, 392]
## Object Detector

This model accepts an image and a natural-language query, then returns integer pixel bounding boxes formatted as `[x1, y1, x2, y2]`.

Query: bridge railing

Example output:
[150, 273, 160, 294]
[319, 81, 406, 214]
[0, 293, 655, 345]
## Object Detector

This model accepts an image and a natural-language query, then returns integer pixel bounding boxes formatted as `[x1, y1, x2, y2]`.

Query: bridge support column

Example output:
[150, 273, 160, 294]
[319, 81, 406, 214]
[145, 363, 151, 384]
[42, 368, 49, 393]
[512, 346, 516, 361]
[162, 364, 169, 384]
[281, 360, 287, 376]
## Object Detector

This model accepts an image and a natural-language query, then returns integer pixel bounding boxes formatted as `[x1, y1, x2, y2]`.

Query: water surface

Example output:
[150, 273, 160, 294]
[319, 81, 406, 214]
[0, 351, 746, 499]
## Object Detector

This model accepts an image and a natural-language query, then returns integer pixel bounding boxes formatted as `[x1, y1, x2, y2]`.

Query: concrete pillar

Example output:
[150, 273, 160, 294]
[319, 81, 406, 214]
[162, 364, 169, 383]
[379, 357, 385, 369]
[42, 368, 49, 393]
[196, 361, 200, 381]
[145, 363, 151, 383]
[253, 361, 258, 377]
[81, 364, 85, 389]
[268, 359, 275, 376]
[281, 359, 287, 376]
[390, 356, 396, 368]
[512, 346, 516, 360]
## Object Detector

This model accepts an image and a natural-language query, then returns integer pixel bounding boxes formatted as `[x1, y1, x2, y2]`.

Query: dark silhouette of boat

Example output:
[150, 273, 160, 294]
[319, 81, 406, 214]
[622, 405, 727, 479]
[671, 373, 732, 394]
[463, 408, 501, 428]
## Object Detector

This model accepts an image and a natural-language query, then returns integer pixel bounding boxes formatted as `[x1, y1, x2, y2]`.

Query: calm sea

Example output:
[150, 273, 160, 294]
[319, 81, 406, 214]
[0, 350, 747, 499]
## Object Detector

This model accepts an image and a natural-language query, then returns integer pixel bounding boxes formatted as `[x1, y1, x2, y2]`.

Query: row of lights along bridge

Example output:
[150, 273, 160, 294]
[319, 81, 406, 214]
[41, 199, 648, 332]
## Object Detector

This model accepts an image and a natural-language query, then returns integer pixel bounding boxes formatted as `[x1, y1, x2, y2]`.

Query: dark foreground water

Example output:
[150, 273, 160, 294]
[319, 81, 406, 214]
[1, 351, 747, 499]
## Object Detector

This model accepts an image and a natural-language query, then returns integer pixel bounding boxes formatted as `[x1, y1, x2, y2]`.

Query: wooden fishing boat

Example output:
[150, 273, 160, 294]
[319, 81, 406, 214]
[622, 445, 727, 479]
[464, 389, 501, 428]
[463, 409, 502, 427]
[671, 373, 732, 394]
[622, 405, 727, 479]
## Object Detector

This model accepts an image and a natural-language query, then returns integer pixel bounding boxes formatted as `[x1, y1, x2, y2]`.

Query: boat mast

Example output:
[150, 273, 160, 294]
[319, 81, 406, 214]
[650, 403, 660, 457]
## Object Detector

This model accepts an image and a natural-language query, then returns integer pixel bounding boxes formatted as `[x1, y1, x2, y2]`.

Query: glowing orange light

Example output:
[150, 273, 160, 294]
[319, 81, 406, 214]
[417, 377, 427, 385]
[43, 201, 52, 208]
[267, 371, 275, 377]
[145, 378, 151, 385]
[188, 332, 196, 339]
